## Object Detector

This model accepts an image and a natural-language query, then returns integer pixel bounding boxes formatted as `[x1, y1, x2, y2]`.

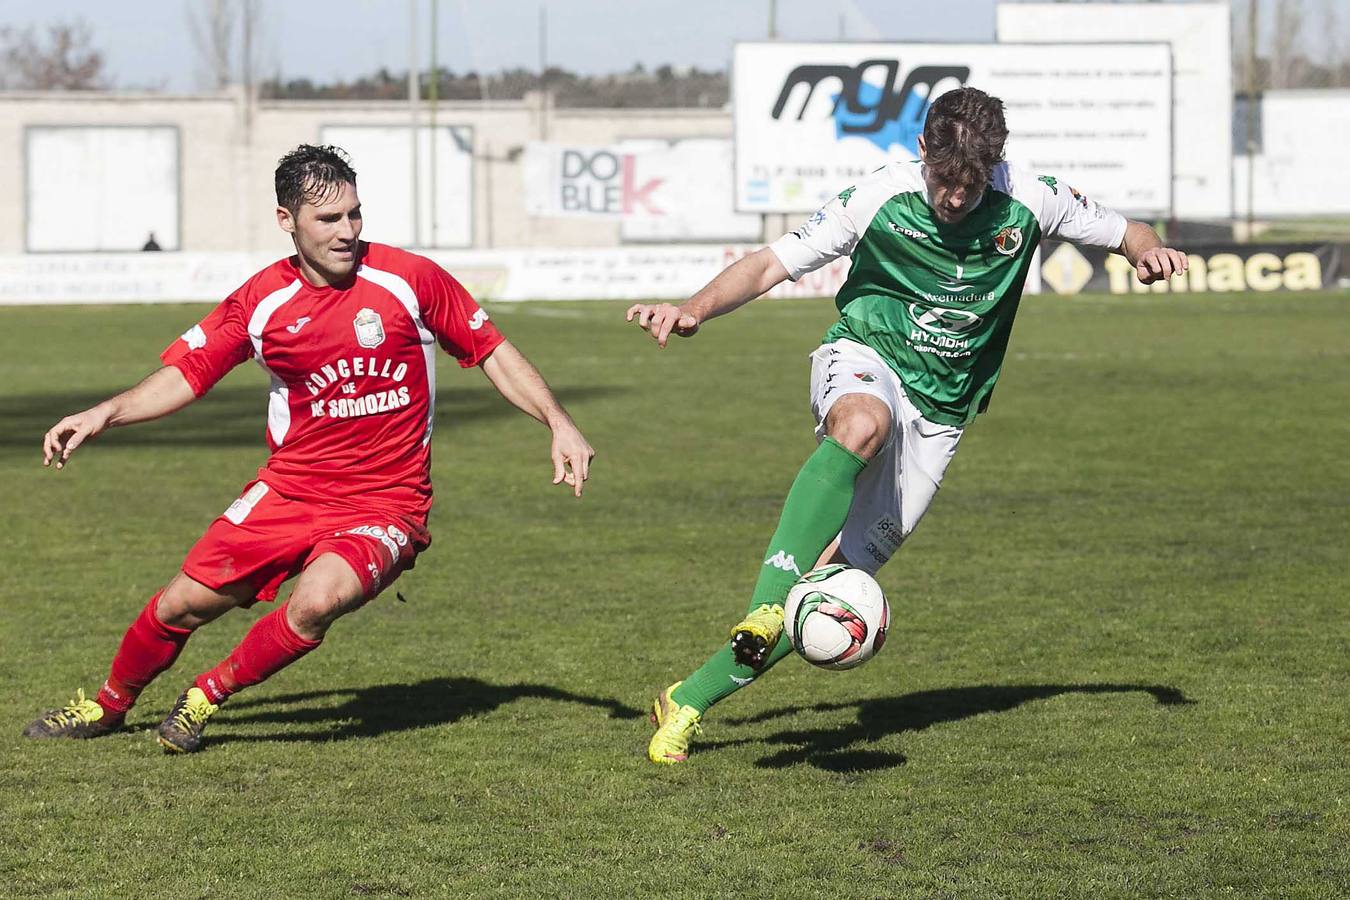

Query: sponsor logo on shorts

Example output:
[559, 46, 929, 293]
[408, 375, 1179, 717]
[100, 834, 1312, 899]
[222, 481, 269, 525]
[853, 371, 878, 383]
[341, 523, 410, 563]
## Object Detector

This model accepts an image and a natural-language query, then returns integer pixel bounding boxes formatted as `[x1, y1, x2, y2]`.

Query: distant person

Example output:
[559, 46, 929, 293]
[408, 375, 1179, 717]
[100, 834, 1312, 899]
[25, 144, 595, 753]
[141, 232, 162, 251]
[628, 87, 1188, 765]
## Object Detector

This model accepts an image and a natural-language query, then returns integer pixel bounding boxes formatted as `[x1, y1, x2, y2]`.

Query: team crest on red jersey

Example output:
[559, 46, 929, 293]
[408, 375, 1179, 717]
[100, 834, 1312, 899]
[353, 308, 386, 348]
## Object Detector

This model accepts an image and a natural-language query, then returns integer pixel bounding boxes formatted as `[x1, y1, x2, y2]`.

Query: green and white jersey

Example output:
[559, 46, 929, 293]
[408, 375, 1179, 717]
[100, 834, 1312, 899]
[769, 161, 1127, 426]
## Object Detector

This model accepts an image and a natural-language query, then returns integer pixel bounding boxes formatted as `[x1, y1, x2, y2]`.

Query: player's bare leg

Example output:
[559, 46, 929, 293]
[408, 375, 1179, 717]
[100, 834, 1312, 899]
[23, 573, 247, 740]
[159, 554, 370, 753]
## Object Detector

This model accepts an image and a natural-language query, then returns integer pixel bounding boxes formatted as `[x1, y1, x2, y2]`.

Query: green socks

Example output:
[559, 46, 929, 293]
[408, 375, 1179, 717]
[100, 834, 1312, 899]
[747, 436, 867, 609]
[672, 437, 867, 713]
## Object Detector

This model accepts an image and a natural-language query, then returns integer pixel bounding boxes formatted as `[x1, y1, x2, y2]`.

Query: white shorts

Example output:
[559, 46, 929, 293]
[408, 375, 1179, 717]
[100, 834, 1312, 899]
[808, 339, 964, 574]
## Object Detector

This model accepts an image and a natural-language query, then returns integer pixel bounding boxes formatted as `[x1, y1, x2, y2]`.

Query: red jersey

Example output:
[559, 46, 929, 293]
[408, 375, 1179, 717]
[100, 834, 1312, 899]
[161, 242, 505, 517]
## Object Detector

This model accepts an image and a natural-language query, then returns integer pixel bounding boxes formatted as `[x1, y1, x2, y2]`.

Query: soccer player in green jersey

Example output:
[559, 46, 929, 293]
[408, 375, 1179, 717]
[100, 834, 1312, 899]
[627, 87, 1188, 765]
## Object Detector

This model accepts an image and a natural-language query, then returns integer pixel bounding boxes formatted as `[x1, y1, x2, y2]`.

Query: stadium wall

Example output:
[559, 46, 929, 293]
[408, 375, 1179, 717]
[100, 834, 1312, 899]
[0, 91, 734, 258]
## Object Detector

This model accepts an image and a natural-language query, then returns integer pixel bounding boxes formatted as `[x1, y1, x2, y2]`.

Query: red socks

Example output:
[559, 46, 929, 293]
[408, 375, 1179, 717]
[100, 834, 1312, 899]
[194, 605, 321, 704]
[97, 592, 192, 716]
[93, 595, 322, 714]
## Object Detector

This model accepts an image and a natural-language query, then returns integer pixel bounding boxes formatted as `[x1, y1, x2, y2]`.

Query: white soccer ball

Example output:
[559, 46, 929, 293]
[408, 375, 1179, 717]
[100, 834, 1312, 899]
[784, 564, 890, 670]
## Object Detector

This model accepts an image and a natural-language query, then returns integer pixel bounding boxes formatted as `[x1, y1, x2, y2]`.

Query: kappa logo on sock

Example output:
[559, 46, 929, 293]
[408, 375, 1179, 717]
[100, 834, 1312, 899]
[764, 550, 802, 576]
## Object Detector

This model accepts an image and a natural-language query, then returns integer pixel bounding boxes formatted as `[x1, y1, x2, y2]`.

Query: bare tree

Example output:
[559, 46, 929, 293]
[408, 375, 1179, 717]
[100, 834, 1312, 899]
[187, 0, 235, 90]
[1271, 0, 1304, 89]
[0, 20, 106, 90]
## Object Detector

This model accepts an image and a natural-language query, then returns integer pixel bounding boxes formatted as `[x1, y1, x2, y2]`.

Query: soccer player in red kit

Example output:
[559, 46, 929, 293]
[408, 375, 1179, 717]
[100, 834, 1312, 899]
[24, 145, 595, 753]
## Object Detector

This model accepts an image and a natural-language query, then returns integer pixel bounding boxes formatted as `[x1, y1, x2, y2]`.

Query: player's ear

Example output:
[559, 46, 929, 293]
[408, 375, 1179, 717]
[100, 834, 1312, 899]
[276, 205, 296, 234]
[917, 134, 928, 162]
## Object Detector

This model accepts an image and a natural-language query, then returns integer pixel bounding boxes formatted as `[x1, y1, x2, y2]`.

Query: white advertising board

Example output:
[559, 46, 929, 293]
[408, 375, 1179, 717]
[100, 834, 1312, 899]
[998, 2, 1233, 219]
[1233, 91, 1350, 217]
[321, 125, 474, 248]
[0, 247, 848, 305]
[734, 42, 1172, 215]
[524, 139, 761, 242]
[27, 126, 180, 252]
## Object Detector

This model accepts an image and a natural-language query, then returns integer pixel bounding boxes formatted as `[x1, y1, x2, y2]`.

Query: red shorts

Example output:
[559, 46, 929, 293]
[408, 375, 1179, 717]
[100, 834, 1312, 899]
[181, 480, 431, 604]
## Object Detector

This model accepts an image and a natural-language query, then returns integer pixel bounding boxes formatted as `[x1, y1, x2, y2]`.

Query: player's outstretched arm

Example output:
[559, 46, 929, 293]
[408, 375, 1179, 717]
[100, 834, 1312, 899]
[42, 365, 197, 470]
[626, 247, 790, 348]
[1118, 220, 1189, 285]
[479, 340, 595, 498]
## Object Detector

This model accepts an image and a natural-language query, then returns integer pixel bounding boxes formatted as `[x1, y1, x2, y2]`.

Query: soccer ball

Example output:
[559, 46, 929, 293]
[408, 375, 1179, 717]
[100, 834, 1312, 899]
[784, 564, 889, 670]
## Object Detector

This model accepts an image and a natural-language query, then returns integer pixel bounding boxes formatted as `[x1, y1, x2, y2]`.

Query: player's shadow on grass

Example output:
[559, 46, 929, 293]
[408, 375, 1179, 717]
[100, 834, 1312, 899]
[708, 683, 1193, 773]
[0, 384, 627, 451]
[210, 676, 643, 744]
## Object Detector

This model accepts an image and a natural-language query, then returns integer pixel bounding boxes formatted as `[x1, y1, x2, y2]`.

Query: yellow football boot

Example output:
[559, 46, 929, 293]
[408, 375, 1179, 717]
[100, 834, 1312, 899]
[156, 687, 220, 754]
[730, 603, 785, 669]
[647, 681, 702, 765]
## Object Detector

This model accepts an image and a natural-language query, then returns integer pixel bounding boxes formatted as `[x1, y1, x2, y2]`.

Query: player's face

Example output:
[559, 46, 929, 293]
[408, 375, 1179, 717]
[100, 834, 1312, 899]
[917, 136, 984, 225]
[278, 180, 363, 286]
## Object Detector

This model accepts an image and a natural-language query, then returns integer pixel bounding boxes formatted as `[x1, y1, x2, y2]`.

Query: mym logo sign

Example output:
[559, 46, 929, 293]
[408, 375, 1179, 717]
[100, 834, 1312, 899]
[771, 60, 970, 154]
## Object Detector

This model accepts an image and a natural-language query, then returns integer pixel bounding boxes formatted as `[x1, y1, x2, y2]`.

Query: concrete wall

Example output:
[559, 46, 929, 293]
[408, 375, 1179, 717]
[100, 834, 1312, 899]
[0, 89, 734, 255]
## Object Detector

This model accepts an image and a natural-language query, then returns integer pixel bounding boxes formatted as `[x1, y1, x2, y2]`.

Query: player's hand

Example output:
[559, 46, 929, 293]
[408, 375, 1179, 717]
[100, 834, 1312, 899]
[550, 420, 595, 498]
[1136, 247, 1189, 285]
[625, 302, 700, 348]
[42, 406, 112, 470]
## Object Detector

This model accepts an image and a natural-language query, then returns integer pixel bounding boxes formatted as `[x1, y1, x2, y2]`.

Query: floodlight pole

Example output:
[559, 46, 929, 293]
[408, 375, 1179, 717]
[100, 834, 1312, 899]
[430, 0, 439, 248]
[409, 0, 422, 248]
[1245, 0, 1258, 239]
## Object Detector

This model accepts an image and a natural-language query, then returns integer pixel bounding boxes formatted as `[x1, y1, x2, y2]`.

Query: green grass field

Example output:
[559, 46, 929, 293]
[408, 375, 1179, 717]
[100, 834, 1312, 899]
[1, 293, 1347, 898]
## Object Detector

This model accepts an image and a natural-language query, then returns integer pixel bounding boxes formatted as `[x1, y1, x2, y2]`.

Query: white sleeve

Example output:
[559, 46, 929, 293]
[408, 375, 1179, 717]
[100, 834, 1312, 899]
[769, 169, 901, 281]
[1024, 170, 1128, 249]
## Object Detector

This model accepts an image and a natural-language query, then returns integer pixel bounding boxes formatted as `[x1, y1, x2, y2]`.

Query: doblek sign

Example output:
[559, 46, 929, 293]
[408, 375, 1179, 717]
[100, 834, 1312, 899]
[525, 145, 665, 217]
[735, 42, 1172, 215]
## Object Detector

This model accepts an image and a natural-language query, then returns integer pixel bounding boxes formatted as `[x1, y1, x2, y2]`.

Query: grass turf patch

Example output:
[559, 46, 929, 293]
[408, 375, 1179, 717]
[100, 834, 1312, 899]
[1, 293, 1347, 897]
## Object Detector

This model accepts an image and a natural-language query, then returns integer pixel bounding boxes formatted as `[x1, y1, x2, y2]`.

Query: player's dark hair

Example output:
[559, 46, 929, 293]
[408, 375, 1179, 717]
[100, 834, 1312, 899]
[922, 87, 1008, 187]
[275, 144, 357, 213]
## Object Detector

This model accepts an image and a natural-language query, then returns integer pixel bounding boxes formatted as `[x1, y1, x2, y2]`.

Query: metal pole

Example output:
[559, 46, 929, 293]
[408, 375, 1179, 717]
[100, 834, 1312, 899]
[429, 0, 439, 247]
[769, 0, 777, 39]
[409, 0, 422, 248]
[1245, 0, 1258, 239]
[539, 5, 549, 140]
[484, 142, 494, 249]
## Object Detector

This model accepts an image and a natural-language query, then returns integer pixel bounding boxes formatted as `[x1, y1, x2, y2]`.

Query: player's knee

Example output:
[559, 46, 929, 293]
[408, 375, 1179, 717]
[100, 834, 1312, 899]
[285, 588, 358, 639]
[156, 573, 243, 630]
[826, 402, 891, 460]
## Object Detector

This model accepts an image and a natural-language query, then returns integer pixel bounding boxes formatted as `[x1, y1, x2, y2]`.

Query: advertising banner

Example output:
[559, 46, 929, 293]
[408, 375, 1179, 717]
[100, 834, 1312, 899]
[524, 139, 760, 241]
[0, 247, 848, 305]
[733, 42, 1172, 215]
[1038, 242, 1342, 295]
[998, 3, 1233, 220]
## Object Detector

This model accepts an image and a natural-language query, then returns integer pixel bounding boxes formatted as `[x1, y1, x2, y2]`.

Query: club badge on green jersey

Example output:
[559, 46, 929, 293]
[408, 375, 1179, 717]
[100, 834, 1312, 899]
[993, 226, 1024, 257]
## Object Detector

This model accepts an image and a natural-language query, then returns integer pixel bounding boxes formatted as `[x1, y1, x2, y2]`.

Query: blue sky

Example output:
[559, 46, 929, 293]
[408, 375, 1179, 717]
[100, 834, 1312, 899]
[0, 0, 999, 91]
